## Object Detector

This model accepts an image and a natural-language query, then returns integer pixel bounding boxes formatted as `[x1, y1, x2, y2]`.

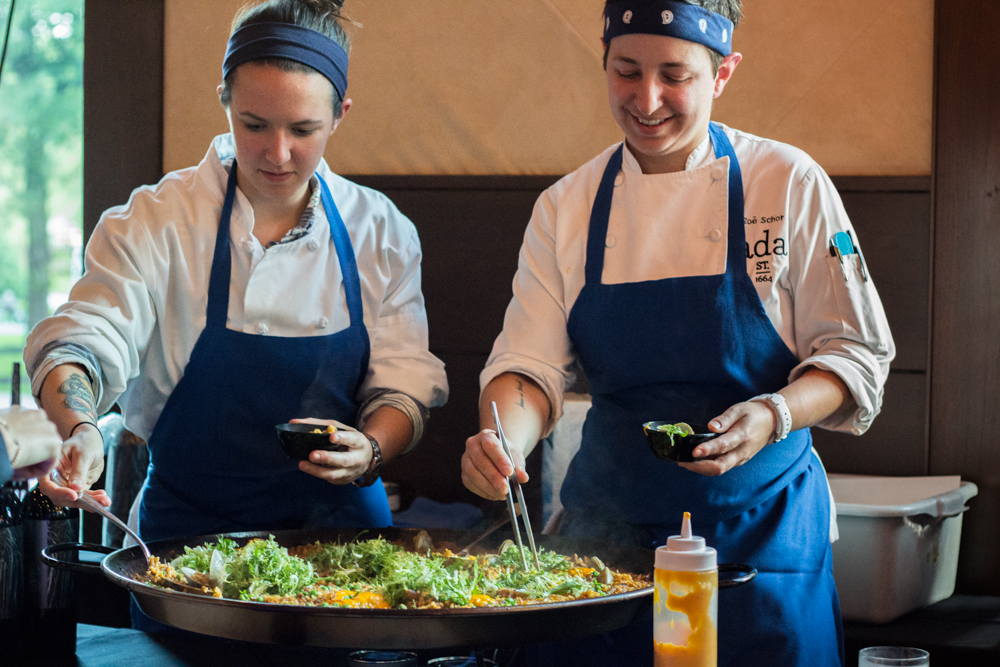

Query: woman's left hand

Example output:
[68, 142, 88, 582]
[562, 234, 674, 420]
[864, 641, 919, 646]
[289, 418, 371, 485]
[677, 400, 776, 477]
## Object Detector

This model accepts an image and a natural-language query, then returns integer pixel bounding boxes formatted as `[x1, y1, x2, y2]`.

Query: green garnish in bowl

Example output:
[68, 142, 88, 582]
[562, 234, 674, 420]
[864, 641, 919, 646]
[655, 422, 694, 445]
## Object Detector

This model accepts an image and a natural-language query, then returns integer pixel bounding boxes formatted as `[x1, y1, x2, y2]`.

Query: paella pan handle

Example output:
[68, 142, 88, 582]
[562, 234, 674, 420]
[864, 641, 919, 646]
[41, 542, 115, 575]
[719, 562, 757, 589]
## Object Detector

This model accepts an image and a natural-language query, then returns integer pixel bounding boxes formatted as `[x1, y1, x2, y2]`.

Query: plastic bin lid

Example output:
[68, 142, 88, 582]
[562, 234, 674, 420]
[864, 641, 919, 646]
[829, 474, 979, 518]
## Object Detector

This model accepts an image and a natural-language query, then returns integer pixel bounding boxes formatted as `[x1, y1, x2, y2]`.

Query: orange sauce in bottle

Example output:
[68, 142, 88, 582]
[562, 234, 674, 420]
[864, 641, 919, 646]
[653, 568, 718, 667]
[653, 512, 719, 667]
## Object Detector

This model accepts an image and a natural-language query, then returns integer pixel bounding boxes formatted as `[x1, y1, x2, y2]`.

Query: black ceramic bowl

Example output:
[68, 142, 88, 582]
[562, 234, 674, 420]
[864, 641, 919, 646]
[275, 423, 346, 461]
[642, 421, 719, 462]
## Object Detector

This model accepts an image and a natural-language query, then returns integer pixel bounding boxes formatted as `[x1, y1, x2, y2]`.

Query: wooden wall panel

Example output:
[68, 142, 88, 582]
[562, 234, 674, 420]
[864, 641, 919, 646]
[811, 372, 927, 477]
[359, 180, 556, 354]
[929, 0, 1000, 595]
[83, 0, 164, 245]
[837, 187, 931, 372]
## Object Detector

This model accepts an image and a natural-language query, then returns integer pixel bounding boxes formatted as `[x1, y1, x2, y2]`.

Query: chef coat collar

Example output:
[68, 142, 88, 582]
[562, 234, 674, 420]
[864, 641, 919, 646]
[619, 130, 716, 174]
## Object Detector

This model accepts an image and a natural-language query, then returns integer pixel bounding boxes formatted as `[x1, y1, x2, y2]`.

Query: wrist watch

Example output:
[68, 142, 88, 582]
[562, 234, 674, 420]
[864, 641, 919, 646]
[751, 393, 792, 443]
[353, 433, 383, 488]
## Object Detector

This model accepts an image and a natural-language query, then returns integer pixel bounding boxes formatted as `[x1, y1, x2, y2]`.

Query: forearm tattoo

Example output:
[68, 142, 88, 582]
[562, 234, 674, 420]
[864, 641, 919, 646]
[59, 373, 97, 420]
[515, 378, 526, 410]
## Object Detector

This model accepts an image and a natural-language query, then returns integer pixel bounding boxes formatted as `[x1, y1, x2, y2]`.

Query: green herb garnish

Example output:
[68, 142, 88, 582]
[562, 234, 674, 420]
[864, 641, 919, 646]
[655, 422, 694, 446]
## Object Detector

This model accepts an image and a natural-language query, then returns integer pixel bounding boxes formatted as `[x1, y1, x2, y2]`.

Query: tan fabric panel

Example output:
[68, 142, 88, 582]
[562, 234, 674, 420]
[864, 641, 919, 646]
[164, 0, 931, 176]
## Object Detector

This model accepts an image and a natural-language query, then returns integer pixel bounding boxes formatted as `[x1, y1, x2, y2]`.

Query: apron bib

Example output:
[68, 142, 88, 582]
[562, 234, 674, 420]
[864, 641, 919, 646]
[138, 161, 391, 544]
[539, 124, 843, 666]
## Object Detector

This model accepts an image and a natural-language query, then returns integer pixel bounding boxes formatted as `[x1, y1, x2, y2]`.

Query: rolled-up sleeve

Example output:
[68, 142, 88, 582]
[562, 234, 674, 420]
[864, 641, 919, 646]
[785, 166, 895, 434]
[360, 224, 448, 414]
[24, 206, 158, 415]
[480, 190, 578, 436]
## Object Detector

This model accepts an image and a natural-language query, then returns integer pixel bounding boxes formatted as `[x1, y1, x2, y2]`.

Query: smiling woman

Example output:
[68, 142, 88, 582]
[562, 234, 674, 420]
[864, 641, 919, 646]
[461, 1, 894, 666]
[605, 32, 741, 173]
[21, 0, 448, 632]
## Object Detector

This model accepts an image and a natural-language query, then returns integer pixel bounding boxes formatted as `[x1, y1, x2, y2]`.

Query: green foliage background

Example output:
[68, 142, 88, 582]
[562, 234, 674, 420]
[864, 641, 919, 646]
[0, 0, 83, 403]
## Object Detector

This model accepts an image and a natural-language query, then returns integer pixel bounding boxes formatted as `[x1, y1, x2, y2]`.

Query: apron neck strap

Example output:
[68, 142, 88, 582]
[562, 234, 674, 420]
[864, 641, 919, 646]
[584, 144, 625, 285]
[206, 160, 240, 328]
[705, 122, 748, 270]
[317, 175, 365, 328]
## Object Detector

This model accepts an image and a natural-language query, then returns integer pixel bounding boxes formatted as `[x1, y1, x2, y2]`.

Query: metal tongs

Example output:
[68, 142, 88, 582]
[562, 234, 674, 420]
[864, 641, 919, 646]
[490, 401, 539, 570]
[49, 467, 152, 565]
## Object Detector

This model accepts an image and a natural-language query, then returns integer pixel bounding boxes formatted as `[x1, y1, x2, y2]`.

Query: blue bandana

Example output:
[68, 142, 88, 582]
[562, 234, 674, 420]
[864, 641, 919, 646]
[223, 22, 348, 100]
[603, 1, 734, 56]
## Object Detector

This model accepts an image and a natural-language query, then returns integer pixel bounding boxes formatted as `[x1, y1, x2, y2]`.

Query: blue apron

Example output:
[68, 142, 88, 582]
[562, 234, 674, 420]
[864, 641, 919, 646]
[138, 161, 391, 545]
[533, 124, 843, 666]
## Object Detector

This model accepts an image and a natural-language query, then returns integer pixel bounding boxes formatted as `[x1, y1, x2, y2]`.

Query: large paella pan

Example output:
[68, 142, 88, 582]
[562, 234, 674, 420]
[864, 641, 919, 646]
[45, 526, 655, 650]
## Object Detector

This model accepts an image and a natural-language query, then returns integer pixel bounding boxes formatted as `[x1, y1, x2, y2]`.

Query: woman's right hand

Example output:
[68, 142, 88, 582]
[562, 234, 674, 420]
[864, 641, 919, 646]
[37, 422, 110, 509]
[461, 428, 529, 501]
[35, 364, 110, 509]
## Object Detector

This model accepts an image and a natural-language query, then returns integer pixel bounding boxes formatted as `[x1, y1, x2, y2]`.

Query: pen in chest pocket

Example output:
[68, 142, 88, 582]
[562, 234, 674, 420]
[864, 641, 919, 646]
[830, 231, 869, 283]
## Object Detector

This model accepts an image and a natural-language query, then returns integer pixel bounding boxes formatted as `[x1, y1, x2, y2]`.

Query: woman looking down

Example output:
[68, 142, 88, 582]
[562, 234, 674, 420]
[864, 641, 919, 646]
[25, 0, 447, 606]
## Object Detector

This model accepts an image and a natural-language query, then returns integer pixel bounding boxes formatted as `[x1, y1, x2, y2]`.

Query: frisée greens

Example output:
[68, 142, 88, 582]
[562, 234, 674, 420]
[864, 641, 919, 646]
[171, 535, 315, 600]
[145, 533, 650, 608]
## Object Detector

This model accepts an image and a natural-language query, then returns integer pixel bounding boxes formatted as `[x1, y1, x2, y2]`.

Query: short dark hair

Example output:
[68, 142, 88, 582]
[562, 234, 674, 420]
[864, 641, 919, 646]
[220, 0, 353, 118]
[602, 0, 743, 74]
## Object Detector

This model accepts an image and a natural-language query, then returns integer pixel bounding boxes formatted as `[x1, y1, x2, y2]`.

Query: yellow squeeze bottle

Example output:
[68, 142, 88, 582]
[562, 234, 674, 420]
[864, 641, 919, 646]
[653, 512, 718, 667]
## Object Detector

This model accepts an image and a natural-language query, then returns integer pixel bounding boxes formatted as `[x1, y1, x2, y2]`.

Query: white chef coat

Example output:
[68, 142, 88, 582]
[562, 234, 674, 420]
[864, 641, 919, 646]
[25, 134, 448, 445]
[483, 123, 894, 437]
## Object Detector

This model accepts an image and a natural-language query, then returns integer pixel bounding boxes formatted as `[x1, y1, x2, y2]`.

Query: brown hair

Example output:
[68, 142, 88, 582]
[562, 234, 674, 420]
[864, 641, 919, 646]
[220, 0, 354, 117]
[603, 0, 743, 74]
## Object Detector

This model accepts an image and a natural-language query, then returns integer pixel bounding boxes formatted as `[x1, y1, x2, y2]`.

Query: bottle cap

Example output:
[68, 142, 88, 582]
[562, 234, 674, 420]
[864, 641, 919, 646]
[655, 512, 717, 572]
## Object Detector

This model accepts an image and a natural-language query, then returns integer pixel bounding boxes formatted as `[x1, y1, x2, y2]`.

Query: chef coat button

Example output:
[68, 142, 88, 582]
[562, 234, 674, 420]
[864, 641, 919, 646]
[712, 167, 726, 181]
[307, 239, 320, 251]
[709, 229, 723, 242]
[256, 322, 269, 335]
[606, 235, 616, 248]
[614, 172, 624, 187]
[318, 317, 329, 329]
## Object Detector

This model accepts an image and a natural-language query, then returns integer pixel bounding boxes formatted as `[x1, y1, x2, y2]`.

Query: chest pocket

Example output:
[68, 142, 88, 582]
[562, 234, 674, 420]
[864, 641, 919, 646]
[824, 254, 891, 354]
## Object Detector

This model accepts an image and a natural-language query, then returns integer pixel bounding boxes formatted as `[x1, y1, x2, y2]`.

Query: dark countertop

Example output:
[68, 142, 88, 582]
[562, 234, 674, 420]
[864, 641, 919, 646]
[843, 595, 1000, 666]
[27, 625, 512, 667]
[20, 595, 1000, 666]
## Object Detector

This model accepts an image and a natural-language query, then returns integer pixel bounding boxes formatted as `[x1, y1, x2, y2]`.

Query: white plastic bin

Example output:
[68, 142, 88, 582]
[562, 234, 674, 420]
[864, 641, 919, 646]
[829, 474, 978, 624]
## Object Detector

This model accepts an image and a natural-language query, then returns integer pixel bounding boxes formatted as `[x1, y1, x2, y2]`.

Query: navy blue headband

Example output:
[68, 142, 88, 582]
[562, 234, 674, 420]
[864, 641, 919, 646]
[223, 22, 348, 100]
[604, 1, 733, 56]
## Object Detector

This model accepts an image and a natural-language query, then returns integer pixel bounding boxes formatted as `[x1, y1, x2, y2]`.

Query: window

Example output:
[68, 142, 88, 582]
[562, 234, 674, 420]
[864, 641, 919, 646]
[0, 0, 84, 408]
